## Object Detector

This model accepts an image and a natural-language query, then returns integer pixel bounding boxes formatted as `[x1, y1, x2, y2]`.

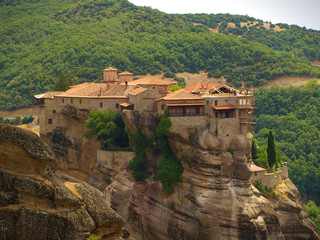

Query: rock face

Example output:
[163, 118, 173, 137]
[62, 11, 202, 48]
[44, 108, 100, 182]
[0, 124, 124, 240]
[91, 113, 319, 240]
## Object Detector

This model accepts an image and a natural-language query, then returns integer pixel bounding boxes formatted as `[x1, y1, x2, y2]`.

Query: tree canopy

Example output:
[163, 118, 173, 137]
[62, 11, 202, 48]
[253, 80, 320, 200]
[1, 0, 320, 109]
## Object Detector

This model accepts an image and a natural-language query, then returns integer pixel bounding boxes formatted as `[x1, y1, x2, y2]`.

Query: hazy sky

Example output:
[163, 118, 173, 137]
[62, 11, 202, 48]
[128, 0, 320, 30]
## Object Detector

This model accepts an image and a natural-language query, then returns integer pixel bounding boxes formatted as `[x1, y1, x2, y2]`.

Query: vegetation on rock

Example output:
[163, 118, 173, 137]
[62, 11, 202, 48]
[84, 109, 129, 149]
[127, 110, 183, 193]
[128, 127, 152, 181]
[156, 110, 184, 194]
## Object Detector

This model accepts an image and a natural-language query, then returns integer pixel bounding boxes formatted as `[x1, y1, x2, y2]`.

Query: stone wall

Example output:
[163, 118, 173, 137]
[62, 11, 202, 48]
[129, 90, 157, 113]
[251, 162, 289, 189]
[89, 150, 136, 191]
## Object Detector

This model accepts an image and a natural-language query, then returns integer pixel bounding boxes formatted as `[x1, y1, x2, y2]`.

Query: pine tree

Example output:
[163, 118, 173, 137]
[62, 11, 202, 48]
[267, 130, 276, 170]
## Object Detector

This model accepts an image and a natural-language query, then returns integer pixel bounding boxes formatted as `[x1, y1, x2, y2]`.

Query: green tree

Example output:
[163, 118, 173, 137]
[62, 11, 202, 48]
[155, 111, 183, 193]
[14, 115, 22, 125]
[84, 109, 128, 149]
[304, 201, 320, 234]
[267, 130, 276, 169]
[252, 137, 259, 159]
[128, 127, 152, 181]
[53, 73, 73, 91]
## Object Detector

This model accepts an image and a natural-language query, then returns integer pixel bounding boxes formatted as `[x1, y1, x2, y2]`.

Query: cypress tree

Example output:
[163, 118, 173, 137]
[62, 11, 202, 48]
[267, 130, 276, 169]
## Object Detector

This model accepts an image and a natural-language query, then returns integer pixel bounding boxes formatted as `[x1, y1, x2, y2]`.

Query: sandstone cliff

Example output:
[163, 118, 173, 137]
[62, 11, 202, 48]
[0, 124, 124, 240]
[93, 111, 319, 240]
[42, 107, 319, 240]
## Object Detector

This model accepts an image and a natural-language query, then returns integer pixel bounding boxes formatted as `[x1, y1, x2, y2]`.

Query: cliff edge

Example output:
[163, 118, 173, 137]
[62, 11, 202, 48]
[0, 124, 124, 240]
[94, 112, 319, 240]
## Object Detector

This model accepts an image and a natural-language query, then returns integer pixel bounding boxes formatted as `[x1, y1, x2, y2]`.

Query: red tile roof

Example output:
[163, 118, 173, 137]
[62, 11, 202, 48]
[166, 102, 205, 106]
[128, 87, 148, 96]
[34, 91, 64, 99]
[212, 106, 236, 110]
[183, 83, 221, 93]
[162, 89, 204, 101]
[119, 71, 133, 75]
[102, 67, 118, 71]
[120, 102, 133, 107]
[250, 164, 266, 172]
[125, 76, 177, 86]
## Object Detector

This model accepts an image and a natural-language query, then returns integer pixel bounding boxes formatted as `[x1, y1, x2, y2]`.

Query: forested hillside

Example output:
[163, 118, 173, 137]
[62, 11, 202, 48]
[253, 80, 320, 201]
[1, 0, 320, 109]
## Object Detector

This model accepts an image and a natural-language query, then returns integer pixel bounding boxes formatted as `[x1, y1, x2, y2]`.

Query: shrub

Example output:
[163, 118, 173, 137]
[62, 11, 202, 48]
[127, 128, 152, 181]
[254, 181, 269, 196]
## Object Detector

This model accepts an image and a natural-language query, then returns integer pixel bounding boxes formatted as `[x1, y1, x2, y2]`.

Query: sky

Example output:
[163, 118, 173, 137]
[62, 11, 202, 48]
[128, 0, 320, 31]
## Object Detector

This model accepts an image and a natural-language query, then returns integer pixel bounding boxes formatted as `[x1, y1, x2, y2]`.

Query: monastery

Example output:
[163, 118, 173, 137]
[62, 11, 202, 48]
[34, 66, 254, 136]
[34, 67, 288, 188]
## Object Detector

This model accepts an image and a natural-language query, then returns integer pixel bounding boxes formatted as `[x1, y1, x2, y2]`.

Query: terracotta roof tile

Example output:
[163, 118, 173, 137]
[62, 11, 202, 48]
[34, 91, 64, 99]
[119, 71, 133, 75]
[183, 83, 221, 93]
[166, 102, 205, 106]
[212, 106, 236, 110]
[103, 67, 118, 71]
[128, 87, 148, 96]
[162, 89, 204, 100]
[120, 102, 133, 107]
[250, 164, 266, 172]
[124, 76, 177, 86]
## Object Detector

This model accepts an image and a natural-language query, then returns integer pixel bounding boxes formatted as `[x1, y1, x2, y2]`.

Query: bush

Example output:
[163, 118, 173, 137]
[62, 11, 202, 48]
[155, 112, 184, 194]
[128, 128, 152, 181]
[156, 156, 184, 194]
[84, 109, 129, 149]
[254, 181, 269, 196]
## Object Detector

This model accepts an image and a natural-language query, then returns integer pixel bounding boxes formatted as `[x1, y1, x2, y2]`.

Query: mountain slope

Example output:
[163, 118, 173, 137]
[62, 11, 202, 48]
[1, 0, 320, 109]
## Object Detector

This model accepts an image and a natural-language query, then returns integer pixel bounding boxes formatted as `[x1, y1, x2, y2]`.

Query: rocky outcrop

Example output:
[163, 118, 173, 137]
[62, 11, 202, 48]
[0, 124, 124, 240]
[92, 115, 319, 240]
[44, 108, 100, 182]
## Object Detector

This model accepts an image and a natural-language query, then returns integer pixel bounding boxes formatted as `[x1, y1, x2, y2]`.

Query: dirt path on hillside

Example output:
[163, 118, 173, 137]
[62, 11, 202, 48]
[0, 107, 39, 118]
[263, 76, 320, 88]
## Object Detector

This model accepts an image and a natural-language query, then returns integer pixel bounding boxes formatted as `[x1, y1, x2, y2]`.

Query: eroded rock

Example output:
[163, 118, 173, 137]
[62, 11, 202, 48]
[0, 124, 124, 240]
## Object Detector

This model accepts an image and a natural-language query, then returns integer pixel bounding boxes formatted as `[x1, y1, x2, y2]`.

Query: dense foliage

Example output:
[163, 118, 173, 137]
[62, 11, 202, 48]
[1, 0, 320, 109]
[253, 80, 320, 200]
[127, 111, 183, 194]
[128, 127, 152, 181]
[304, 201, 320, 234]
[156, 111, 184, 193]
[84, 109, 129, 149]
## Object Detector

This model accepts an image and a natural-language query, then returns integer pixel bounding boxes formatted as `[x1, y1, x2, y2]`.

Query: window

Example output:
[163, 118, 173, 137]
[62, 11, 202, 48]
[79, 99, 82, 104]
[71, 98, 73, 103]
[62, 98, 64, 103]
[161, 105, 165, 110]
[48, 119, 52, 124]
[225, 99, 228, 104]
[116, 103, 119, 109]
[53, 110, 56, 114]
[206, 100, 209, 105]
[100, 102, 103, 108]
[215, 100, 218, 106]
